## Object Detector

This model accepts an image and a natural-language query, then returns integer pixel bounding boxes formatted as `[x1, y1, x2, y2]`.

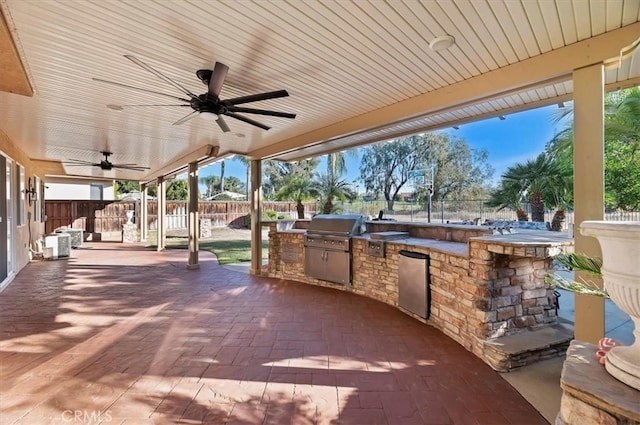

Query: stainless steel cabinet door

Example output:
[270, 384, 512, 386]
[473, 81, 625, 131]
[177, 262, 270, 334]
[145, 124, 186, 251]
[398, 251, 428, 318]
[323, 249, 350, 284]
[304, 246, 326, 280]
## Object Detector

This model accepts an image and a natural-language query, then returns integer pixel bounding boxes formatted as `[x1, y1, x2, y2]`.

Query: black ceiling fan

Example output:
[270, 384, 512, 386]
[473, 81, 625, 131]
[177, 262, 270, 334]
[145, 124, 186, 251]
[63, 151, 150, 172]
[94, 55, 296, 132]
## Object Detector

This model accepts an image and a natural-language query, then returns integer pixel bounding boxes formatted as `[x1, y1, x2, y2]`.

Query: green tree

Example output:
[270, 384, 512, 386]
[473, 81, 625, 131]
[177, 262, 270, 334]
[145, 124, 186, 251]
[486, 181, 530, 222]
[413, 135, 493, 203]
[603, 138, 640, 210]
[489, 153, 572, 227]
[221, 176, 245, 195]
[234, 156, 251, 198]
[549, 87, 640, 211]
[313, 173, 356, 214]
[114, 180, 139, 197]
[359, 135, 430, 211]
[273, 159, 320, 218]
[166, 179, 188, 200]
[359, 133, 492, 211]
[326, 149, 356, 179]
[199, 175, 220, 198]
[219, 160, 226, 193]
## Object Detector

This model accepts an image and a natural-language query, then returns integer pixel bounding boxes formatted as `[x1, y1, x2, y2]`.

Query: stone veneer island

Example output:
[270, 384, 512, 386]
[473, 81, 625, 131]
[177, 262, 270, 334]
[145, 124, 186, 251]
[263, 219, 575, 372]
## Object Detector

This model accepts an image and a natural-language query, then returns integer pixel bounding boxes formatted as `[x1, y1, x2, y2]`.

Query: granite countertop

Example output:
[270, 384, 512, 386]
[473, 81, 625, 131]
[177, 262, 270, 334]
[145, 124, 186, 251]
[472, 230, 573, 246]
[276, 229, 307, 234]
[353, 234, 469, 257]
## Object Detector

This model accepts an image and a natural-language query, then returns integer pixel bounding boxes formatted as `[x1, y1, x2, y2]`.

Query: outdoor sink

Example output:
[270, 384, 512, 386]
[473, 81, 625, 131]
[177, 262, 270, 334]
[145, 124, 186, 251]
[369, 231, 409, 241]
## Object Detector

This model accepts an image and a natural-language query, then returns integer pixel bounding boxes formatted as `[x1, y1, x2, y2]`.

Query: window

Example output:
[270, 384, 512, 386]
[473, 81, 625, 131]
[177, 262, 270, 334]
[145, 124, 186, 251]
[16, 164, 25, 225]
[34, 176, 42, 222]
[90, 184, 103, 200]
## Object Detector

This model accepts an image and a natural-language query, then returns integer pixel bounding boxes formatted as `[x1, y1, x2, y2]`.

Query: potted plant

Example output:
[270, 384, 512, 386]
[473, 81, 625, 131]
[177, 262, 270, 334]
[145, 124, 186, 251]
[546, 221, 640, 391]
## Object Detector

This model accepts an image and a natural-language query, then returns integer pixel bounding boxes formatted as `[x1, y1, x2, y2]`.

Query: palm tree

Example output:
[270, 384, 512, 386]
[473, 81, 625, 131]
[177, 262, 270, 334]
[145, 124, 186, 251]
[490, 153, 572, 227]
[219, 160, 226, 193]
[486, 181, 529, 222]
[547, 88, 639, 213]
[235, 156, 251, 198]
[327, 152, 347, 179]
[273, 159, 319, 218]
[606, 86, 640, 150]
[199, 175, 220, 199]
[500, 153, 558, 223]
[314, 173, 356, 214]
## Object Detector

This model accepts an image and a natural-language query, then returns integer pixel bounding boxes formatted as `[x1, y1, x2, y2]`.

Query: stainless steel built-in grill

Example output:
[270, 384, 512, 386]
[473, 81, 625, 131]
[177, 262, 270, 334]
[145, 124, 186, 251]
[304, 214, 365, 285]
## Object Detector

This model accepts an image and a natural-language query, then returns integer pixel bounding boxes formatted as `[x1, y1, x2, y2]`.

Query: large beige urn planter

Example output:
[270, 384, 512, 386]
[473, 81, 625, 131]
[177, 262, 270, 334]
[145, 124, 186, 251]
[581, 221, 640, 391]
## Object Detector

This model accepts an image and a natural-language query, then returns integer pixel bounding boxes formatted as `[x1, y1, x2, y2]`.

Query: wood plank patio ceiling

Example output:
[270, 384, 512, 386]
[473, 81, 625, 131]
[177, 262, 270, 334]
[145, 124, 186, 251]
[0, 0, 639, 179]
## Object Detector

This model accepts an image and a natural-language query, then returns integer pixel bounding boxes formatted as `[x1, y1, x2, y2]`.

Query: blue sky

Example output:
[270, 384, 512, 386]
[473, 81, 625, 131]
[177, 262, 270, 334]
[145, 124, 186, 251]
[198, 104, 568, 191]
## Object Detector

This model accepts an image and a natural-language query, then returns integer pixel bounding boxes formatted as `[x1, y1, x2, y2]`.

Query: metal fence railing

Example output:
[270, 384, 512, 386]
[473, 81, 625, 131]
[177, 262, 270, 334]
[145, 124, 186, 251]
[335, 199, 640, 229]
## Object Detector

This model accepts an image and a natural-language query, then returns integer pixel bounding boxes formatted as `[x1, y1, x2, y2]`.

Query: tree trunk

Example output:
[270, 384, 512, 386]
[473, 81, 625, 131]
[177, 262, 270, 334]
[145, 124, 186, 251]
[219, 160, 225, 193]
[530, 192, 545, 222]
[386, 199, 394, 211]
[551, 209, 566, 231]
[322, 199, 333, 214]
[516, 209, 529, 222]
[296, 200, 305, 219]
[327, 154, 335, 179]
[245, 165, 250, 199]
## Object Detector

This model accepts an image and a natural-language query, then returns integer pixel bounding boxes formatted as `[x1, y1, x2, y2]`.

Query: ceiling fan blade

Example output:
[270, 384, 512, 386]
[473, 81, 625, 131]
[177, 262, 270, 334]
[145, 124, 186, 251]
[208, 62, 229, 97]
[63, 159, 99, 165]
[124, 55, 196, 98]
[225, 111, 270, 130]
[93, 78, 191, 103]
[226, 106, 296, 118]
[216, 115, 231, 133]
[64, 164, 102, 167]
[172, 110, 200, 125]
[118, 104, 191, 107]
[224, 90, 289, 106]
[112, 165, 150, 171]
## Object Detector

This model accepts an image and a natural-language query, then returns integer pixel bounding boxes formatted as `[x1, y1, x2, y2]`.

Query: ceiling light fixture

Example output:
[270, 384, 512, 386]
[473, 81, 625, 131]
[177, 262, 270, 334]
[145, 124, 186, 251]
[429, 35, 455, 52]
[498, 115, 506, 120]
[558, 102, 565, 108]
[452, 126, 460, 130]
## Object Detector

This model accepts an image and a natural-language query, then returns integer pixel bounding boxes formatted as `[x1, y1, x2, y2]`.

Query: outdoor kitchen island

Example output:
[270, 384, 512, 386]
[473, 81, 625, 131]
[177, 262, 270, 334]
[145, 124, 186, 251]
[264, 218, 574, 372]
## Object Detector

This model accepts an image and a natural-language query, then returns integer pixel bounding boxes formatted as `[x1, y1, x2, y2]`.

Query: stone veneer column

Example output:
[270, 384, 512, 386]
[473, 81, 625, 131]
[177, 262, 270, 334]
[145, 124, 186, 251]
[573, 63, 605, 343]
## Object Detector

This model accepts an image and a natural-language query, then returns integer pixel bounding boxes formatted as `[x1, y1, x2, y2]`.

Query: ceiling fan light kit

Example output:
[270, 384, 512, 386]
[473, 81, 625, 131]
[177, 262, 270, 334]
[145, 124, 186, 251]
[98, 55, 296, 133]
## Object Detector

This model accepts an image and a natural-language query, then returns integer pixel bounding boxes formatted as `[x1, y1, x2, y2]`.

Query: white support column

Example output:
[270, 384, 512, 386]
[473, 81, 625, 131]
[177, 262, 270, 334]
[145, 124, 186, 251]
[573, 63, 605, 343]
[140, 183, 148, 241]
[250, 159, 262, 275]
[157, 176, 167, 252]
[187, 161, 199, 269]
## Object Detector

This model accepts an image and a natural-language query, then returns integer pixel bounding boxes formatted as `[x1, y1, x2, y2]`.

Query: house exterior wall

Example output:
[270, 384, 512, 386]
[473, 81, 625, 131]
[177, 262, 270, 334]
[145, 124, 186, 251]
[0, 130, 46, 291]
[45, 178, 115, 200]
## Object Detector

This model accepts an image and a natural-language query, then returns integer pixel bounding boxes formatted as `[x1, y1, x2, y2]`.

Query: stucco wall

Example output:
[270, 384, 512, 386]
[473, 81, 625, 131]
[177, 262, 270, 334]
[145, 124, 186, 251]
[0, 130, 46, 290]
[45, 178, 115, 200]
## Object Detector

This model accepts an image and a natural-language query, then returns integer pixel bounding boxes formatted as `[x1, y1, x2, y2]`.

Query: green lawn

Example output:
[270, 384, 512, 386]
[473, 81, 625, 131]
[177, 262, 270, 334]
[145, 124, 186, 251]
[147, 235, 268, 265]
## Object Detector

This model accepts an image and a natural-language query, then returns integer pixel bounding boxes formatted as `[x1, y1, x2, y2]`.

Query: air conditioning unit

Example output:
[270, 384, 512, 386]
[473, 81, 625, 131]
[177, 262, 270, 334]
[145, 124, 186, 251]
[57, 228, 83, 248]
[45, 233, 71, 259]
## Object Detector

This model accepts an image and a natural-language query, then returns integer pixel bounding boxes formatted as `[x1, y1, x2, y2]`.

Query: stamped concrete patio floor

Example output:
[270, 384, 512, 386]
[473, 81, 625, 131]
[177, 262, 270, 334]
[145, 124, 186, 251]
[0, 243, 547, 425]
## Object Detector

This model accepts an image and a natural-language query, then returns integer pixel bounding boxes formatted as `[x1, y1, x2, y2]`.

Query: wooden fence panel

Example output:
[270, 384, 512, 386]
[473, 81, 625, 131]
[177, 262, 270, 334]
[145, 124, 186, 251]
[45, 200, 317, 235]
